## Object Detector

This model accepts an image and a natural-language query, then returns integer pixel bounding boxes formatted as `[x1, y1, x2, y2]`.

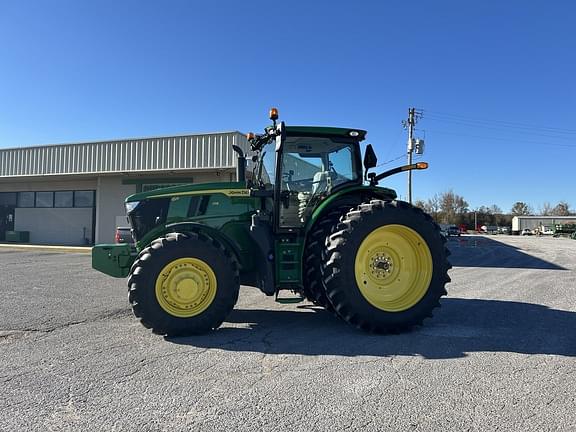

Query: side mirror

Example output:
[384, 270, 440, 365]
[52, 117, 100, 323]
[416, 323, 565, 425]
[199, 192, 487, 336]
[363, 144, 378, 170]
[363, 144, 378, 182]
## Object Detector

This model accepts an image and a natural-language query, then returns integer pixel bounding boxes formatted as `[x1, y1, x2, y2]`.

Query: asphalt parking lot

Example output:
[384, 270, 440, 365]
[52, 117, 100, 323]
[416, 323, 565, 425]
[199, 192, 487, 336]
[1, 235, 575, 431]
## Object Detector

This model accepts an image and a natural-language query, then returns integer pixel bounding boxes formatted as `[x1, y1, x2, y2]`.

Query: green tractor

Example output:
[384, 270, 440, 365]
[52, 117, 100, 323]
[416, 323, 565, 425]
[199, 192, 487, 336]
[92, 108, 451, 336]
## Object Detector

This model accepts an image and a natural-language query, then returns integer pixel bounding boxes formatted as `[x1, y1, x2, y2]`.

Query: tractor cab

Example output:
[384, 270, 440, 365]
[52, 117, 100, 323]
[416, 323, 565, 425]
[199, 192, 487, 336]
[256, 127, 364, 228]
[246, 109, 372, 233]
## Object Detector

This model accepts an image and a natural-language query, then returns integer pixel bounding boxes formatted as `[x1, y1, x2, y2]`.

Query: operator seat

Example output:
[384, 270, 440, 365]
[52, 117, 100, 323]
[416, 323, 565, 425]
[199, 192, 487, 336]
[312, 171, 331, 194]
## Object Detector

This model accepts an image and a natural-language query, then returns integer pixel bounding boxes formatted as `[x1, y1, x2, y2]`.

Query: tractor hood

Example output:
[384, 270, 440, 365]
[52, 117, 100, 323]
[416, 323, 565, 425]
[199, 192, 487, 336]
[125, 181, 248, 203]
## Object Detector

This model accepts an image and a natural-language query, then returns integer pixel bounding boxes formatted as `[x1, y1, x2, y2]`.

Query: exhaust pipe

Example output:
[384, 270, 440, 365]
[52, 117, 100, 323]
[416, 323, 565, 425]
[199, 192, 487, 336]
[232, 145, 246, 183]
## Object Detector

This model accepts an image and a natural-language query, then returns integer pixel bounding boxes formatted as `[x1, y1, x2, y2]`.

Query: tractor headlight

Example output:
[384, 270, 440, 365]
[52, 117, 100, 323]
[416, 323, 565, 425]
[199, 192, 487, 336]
[125, 201, 140, 214]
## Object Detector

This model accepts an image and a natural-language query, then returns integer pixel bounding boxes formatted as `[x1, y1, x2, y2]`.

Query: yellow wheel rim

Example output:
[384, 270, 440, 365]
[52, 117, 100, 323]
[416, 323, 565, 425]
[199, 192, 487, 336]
[155, 257, 217, 318]
[354, 224, 433, 312]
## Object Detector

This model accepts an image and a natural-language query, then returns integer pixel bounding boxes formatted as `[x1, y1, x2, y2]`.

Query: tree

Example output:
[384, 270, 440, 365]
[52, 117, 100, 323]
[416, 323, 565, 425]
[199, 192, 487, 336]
[439, 190, 469, 224]
[425, 194, 441, 218]
[552, 201, 570, 216]
[511, 202, 532, 216]
[488, 204, 502, 215]
[415, 194, 441, 220]
[413, 199, 427, 210]
[539, 202, 552, 216]
[476, 204, 504, 226]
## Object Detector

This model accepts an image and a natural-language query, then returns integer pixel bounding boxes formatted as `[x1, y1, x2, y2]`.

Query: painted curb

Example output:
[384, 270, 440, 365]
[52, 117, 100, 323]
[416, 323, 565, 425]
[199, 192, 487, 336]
[0, 244, 92, 254]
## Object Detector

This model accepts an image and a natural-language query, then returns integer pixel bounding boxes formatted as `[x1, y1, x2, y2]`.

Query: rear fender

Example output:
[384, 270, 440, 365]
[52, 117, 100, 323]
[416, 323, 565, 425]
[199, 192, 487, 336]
[305, 186, 397, 233]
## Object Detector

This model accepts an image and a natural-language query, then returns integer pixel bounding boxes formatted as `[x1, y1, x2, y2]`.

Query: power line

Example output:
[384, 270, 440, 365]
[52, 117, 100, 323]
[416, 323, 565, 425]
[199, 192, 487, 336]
[424, 110, 576, 135]
[380, 129, 406, 162]
[426, 128, 576, 148]
[424, 114, 575, 140]
[376, 153, 405, 167]
[425, 110, 576, 134]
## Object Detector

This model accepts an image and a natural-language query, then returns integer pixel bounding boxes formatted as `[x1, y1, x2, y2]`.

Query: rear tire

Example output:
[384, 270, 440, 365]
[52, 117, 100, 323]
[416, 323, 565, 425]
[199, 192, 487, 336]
[127, 232, 239, 336]
[323, 200, 451, 333]
[302, 199, 361, 310]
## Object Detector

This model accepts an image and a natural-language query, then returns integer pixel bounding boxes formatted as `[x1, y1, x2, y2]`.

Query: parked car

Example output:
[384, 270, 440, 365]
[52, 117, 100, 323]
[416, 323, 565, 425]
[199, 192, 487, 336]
[521, 228, 533, 236]
[439, 224, 449, 237]
[447, 225, 460, 237]
[115, 227, 134, 244]
[439, 224, 460, 237]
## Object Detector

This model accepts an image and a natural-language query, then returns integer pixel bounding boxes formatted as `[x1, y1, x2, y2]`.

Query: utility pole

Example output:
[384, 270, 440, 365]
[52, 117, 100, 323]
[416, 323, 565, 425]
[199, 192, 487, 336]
[474, 210, 478, 232]
[403, 108, 422, 203]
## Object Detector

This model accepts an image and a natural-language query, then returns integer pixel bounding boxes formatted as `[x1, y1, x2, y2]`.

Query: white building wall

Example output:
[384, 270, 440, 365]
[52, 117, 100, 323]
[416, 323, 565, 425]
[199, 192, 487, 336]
[15, 208, 93, 245]
[95, 177, 136, 244]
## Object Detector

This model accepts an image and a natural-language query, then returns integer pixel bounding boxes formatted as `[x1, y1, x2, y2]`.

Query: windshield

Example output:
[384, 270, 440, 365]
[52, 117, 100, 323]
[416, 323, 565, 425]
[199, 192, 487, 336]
[281, 136, 358, 192]
[259, 149, 275, 187]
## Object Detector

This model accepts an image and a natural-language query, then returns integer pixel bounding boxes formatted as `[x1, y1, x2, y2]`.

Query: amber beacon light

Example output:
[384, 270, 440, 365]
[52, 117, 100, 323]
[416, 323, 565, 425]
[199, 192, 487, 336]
[269, 107, 279, 121]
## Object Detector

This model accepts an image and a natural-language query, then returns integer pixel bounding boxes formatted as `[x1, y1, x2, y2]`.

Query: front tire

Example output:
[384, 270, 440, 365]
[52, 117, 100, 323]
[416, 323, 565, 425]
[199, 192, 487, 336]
[323, 200, 451, 333]
[128, 232, 239, 336]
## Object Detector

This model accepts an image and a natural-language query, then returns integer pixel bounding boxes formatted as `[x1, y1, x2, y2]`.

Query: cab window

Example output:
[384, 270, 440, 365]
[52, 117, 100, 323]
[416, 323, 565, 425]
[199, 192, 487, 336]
[278, 137, 359, 227]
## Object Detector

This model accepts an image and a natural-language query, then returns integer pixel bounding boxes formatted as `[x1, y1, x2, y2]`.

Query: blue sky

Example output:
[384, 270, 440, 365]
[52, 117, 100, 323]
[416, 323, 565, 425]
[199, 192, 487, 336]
[0, 1, 574, 213]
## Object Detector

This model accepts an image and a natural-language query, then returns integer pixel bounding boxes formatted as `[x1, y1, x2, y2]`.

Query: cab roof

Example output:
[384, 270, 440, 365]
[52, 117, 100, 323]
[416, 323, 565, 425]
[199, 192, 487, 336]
[285, 126, 366, 141]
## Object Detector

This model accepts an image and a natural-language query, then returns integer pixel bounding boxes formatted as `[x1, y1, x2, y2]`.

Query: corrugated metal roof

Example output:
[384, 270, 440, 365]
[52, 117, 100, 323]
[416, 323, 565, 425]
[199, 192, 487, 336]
[0, 132, 248, 177]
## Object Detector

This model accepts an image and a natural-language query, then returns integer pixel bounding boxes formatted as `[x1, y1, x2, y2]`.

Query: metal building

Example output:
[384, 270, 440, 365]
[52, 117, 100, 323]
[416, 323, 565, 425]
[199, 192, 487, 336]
[511, 215, 576, 234]
[0, 132, 248, 245]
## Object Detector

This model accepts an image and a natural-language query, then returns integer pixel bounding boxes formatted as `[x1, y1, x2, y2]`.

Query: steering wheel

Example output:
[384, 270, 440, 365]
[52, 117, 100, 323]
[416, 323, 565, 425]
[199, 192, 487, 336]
[282, 169, 294, 182]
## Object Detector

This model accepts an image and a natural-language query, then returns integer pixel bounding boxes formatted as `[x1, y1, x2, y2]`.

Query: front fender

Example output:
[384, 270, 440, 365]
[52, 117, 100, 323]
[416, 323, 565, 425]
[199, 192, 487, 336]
[150, 221, 260, 278]
[161, 221, 244, 263]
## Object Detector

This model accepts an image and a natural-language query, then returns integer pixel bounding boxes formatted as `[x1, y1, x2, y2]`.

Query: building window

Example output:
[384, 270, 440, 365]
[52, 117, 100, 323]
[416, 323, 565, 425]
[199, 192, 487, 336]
[13, 190, 95, 208]
[74, 191, 94, 208]
[54, 191, 74, 208]
[0, 192, 17, 206]
[35, 192, 54, 208]
[17, 192, 35, 208]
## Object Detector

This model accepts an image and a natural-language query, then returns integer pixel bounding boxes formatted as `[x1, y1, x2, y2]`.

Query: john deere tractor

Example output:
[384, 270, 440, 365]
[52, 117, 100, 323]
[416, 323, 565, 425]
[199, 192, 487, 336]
[92, 108, 451, 336]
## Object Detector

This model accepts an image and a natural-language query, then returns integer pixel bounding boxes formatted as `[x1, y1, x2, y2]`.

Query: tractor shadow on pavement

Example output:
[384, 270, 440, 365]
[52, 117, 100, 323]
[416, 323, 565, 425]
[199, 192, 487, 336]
[446, 236, 567, 270]
[168, 298, 576, 359]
